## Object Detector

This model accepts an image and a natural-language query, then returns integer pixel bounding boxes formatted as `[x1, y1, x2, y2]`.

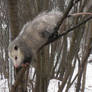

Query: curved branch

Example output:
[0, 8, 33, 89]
[45, 16, 92, 46]
[57, 16, 92, 38]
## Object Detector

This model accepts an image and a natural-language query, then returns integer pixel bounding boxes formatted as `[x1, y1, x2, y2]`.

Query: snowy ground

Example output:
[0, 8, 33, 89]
[0, 79, 9, 92]
[85, 63, 92, 92]
[48, 63, 92, 92]
[48, 54, 92, 92]
[0, 55, 92, 92]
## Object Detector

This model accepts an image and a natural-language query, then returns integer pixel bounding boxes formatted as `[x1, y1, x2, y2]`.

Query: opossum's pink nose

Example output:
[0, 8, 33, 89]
[14, 64, 18, 68]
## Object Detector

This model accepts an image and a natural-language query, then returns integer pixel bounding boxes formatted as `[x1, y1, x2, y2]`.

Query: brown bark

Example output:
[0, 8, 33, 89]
[8, 0, 20, 40]
[76, 20, 92, 92]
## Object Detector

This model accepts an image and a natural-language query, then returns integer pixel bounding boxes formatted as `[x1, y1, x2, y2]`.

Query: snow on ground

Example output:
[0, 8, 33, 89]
[48, 54, 92, 92]
[85, 54, 92, 92]
[48, 79, 61, 92]
[85, 63, 92, 92]
[0, 78, 9, 92]
[48, 62, 92, 92]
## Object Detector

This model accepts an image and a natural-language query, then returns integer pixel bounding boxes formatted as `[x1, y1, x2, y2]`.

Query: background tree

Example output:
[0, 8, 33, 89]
[0, 0, 92, 92]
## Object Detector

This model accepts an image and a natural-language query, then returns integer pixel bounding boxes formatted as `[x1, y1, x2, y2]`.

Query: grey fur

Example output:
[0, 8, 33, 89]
[8, 10, 63, 68]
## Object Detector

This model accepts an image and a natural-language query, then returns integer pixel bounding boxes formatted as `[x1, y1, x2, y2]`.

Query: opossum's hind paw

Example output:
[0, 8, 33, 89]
[40, 30, 59, 40]
[40, 30, 52, 39]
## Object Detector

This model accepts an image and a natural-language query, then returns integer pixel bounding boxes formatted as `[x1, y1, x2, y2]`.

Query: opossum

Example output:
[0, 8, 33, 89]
[8, 10, 63, 68]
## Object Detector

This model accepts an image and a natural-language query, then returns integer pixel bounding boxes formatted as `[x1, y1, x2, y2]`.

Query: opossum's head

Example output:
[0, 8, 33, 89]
[8, 38, 32, 68]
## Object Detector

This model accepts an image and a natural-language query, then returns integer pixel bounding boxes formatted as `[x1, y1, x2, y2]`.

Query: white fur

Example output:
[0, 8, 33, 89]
[8, 48, 24, 67]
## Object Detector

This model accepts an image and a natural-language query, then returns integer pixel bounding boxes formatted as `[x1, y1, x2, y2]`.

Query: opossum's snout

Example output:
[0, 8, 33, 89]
[8, 44, 25, 68]
[8, 43, 32, 68]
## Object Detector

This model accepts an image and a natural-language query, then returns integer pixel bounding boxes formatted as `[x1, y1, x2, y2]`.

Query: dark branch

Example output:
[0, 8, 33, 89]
[50, 16, 92, 43]
[10, 66, 29, 92]
[38, 15, 92, 50]
[54, 0, 80, 33]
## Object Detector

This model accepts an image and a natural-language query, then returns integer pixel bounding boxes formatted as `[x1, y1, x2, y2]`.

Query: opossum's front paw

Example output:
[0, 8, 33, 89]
[21, 63, 30, 67]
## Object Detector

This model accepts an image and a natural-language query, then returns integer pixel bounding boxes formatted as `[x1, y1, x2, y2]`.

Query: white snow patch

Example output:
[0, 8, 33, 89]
[48, 79, 61, 92]
[85, 63, 92, 92]
[67, 37, 71, 51]
[0, 79, 9, 92]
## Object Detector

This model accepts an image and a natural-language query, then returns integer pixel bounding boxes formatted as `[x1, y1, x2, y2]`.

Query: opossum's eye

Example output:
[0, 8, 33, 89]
[14, 45, 18, 50]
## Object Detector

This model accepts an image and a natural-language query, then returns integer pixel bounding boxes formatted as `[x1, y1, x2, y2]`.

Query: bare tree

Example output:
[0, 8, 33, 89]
[0, 0, 92, 92]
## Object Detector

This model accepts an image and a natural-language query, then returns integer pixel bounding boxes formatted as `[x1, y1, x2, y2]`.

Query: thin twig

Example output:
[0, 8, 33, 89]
[69, 12, 92, 17]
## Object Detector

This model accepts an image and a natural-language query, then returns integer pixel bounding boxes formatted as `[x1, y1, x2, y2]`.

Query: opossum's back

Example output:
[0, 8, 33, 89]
[32, 11, 63, 33]
[20, 11, 63, 51]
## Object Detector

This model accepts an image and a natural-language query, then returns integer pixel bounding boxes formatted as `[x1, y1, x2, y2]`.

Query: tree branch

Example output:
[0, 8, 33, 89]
[48, 16, 92, 44]
[54, 0, 79, 33]
[10, 66, 29, 92]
